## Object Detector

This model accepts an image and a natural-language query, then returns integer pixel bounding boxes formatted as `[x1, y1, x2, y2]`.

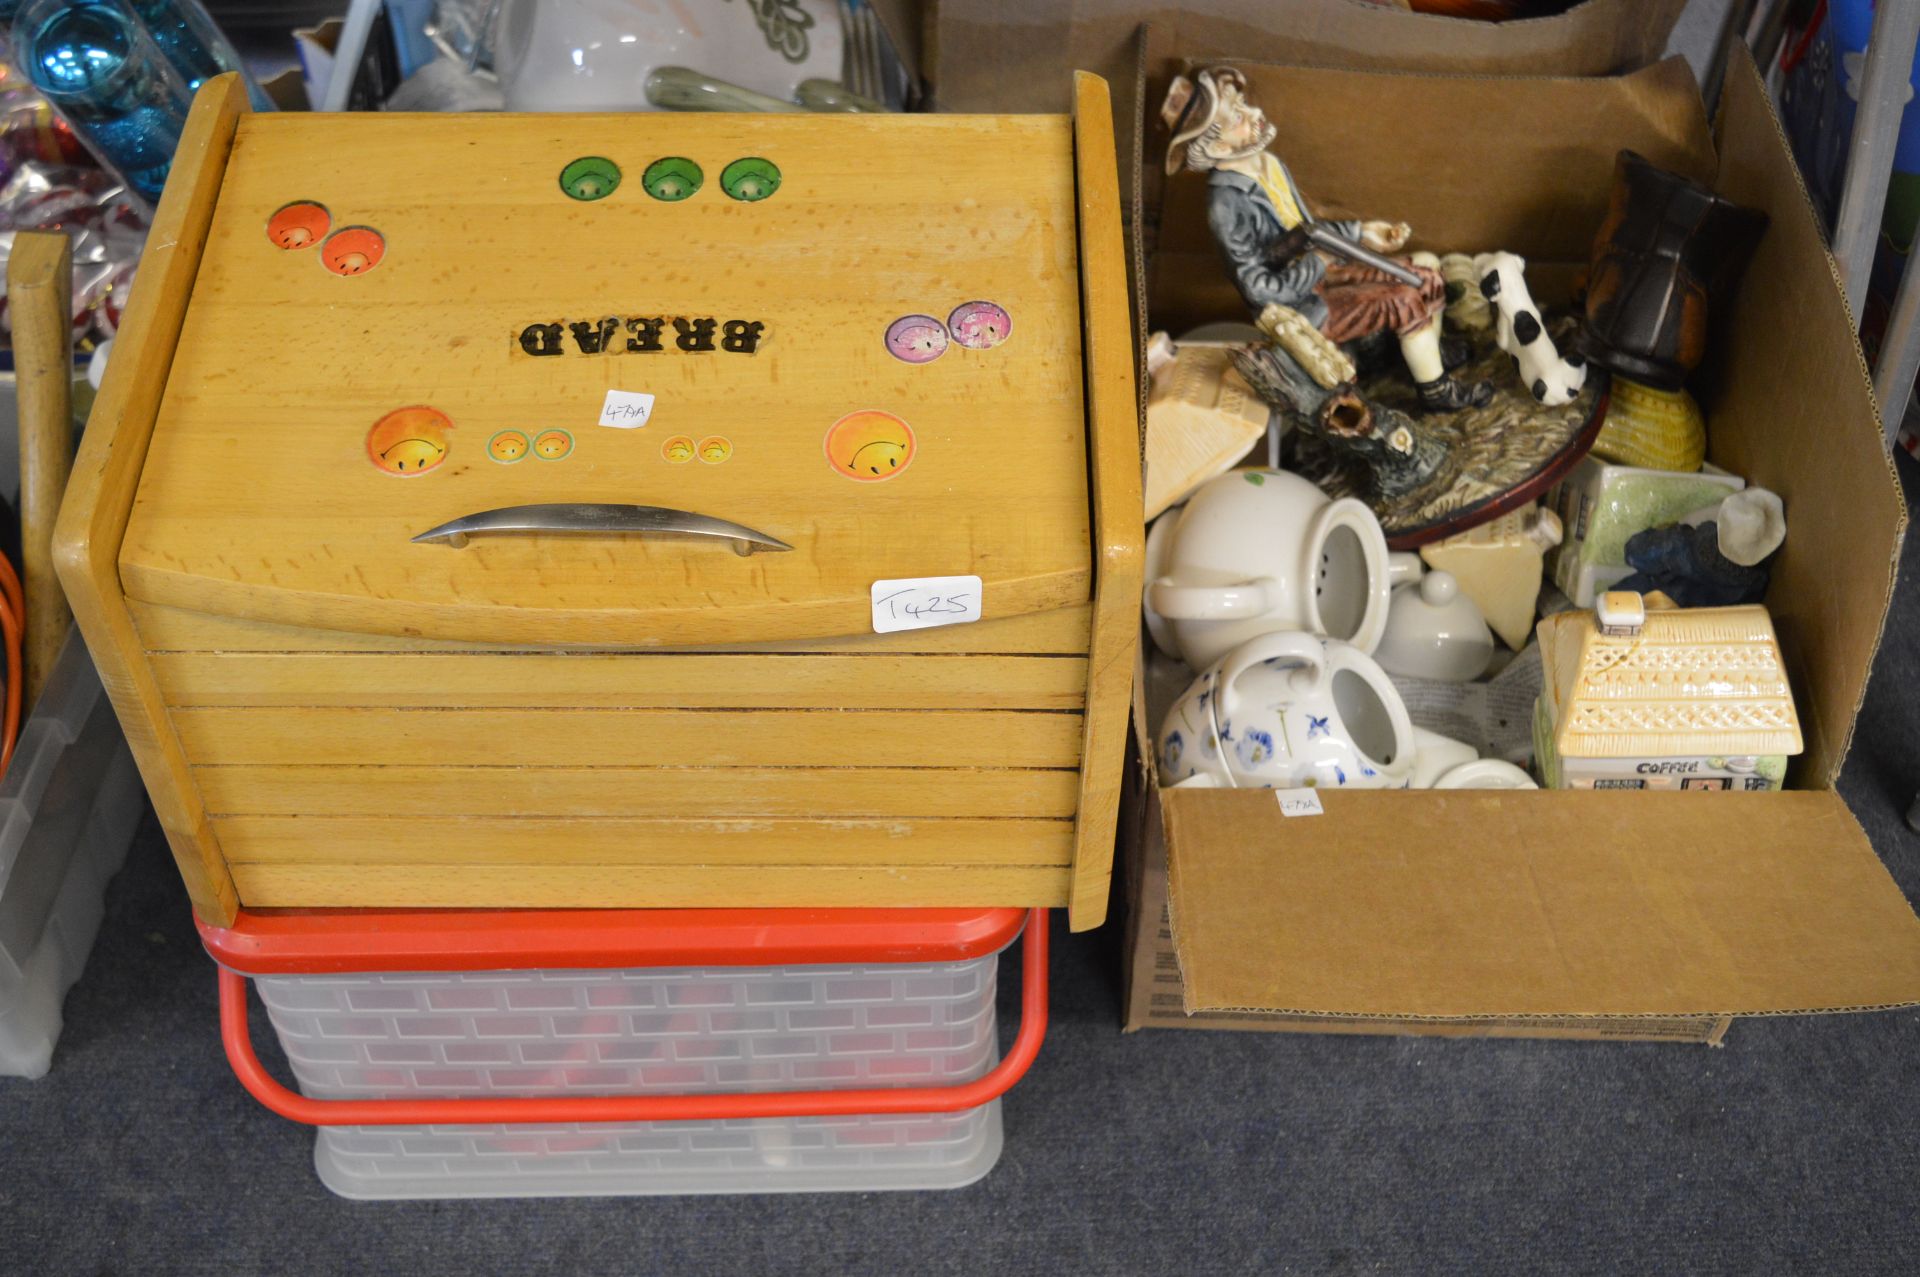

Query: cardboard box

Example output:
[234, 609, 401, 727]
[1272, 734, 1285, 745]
[1120, 730, 1734, 1044]
[1122, 50, 1920, 1041]
[929, 0, 1690, 113]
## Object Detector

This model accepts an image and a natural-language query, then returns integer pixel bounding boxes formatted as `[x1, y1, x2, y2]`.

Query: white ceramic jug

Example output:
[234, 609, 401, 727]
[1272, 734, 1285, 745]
[494, 0, 844, 112]
[1145, 469, 1399, 670]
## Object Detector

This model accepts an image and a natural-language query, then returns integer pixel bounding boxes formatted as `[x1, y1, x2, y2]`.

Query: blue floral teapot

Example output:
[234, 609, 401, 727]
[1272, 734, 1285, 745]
[1158, 631, 1415, 790]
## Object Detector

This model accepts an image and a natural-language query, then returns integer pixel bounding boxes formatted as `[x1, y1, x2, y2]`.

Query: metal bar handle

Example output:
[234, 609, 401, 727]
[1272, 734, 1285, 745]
[218, 908, 1047, 1127]
[412, 503, 793, 554]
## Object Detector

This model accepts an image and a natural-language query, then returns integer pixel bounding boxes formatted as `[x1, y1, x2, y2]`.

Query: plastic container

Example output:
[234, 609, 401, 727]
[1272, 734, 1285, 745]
[201, 905, 1047, 1199]
[0, 628, 145, 1077]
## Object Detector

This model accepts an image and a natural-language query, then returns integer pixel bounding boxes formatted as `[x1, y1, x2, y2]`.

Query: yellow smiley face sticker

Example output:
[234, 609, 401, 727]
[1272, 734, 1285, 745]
[533, 429, 574, 460]
[697, 435, 733, 464]
[366, 405, 452, 476]
[824, 410, 915, 481]
[662, 435, 696, 463]
[488, 430, 529, 463]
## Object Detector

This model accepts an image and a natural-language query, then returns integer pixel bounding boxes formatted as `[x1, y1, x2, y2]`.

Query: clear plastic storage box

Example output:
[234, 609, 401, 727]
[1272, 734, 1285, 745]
[201, 906, 1045, 1199]
[0, 630, 144, 1077]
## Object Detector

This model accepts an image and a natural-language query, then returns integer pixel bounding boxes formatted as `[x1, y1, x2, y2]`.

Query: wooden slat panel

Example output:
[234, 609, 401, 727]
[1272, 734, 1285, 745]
[231, 862, 1069, 909]
[196, 764, 1078, 818]
[131, 600, 1094, 655]
[11, 231, 77, 707]
[216, 816, 1073, 865]
[1067, 72, 1146, 932]
[49, 74, 250, 925]
[153, 651, 1086, 709]
[173, 707, 1083, 767]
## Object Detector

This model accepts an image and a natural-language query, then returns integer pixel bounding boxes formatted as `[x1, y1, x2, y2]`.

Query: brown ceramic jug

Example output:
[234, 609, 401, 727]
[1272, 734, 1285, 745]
[1575, 150, 1769, 390]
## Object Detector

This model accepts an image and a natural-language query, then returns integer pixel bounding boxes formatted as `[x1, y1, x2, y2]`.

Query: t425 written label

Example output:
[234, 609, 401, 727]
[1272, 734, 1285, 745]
[870, 576, 984, 634]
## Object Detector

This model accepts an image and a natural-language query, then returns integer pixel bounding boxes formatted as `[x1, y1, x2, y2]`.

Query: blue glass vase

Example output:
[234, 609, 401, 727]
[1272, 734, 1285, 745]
[15, 0, 191, 203]
[1, 0, 269, 109]
[127, 0, 271, 109]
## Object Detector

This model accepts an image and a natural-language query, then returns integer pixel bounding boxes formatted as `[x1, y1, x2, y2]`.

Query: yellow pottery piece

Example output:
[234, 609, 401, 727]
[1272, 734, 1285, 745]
[1591, 377, 1707, 471]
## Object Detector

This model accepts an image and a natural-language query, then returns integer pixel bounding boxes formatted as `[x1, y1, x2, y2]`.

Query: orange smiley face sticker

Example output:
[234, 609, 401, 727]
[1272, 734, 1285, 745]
[322, 226, 386, 276]
[367, 406, 452, 476]
[824, 410, 915, 481]
[533, 429, 574, 460]
[662, 435, 696, 463]
[267, 201, 330, 249]
[488, 430, 529, 463]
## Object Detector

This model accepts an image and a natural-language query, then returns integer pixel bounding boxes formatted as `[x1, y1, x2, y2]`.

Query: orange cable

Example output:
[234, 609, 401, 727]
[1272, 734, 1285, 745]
[0, 548, 21, 621]
[0, 552, 24, 776]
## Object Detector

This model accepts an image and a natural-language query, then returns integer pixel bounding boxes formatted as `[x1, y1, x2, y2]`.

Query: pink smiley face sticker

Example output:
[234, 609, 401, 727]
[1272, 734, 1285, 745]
[948, 300, 1011, 350]
[884, 314, 949, 364]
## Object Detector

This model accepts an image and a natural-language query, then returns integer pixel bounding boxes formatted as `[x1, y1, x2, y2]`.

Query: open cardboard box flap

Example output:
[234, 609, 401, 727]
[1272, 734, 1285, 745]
[1147, 53, 1920, 1022]
[1166, 791, 1920, 1018]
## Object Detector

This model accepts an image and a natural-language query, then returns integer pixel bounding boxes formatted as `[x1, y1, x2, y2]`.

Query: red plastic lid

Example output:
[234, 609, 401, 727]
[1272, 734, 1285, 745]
[197, 906, 1028, 975]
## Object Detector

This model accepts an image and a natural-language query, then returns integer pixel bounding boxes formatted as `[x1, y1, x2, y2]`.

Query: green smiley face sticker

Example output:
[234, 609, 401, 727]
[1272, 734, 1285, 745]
[720, 157, 782, 202]
[642, 156, 704, 201]
[559, 156, 621, 201]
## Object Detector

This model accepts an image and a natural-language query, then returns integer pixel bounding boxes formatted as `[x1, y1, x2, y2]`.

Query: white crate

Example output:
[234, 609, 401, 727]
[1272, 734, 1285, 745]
[248, 949, 1006, 1199]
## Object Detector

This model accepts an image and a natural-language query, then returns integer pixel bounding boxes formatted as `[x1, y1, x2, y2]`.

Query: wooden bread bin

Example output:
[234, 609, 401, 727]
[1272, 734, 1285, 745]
[55, 73, 1141, 931]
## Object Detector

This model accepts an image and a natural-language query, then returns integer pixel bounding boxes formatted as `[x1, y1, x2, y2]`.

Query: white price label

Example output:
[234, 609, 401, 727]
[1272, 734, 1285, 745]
[1274, 788, 1325, 818]
[597, 389, 656, 428]
[870, 576, 984, 634]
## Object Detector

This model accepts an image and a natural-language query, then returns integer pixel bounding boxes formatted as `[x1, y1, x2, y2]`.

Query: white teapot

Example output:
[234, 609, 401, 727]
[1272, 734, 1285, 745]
[1145, 469, 1400, 670]
[1157, 631, 1416, 790]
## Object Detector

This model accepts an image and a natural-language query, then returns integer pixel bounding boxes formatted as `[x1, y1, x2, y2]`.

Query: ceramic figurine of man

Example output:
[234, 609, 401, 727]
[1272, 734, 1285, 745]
[1163, 67, 1491, 413]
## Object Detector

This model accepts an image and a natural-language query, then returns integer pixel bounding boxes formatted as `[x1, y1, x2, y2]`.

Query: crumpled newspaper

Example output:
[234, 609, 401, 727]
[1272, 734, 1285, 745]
[1388, 642, 1544, 765]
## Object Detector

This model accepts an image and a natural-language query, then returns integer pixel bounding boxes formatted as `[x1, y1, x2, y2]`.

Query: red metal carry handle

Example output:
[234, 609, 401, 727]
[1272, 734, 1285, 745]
[219, 908, 1048, 1126]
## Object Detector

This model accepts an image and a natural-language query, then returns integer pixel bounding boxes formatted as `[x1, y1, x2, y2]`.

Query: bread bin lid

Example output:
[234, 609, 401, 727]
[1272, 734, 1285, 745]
[119, 112, 1094, 646]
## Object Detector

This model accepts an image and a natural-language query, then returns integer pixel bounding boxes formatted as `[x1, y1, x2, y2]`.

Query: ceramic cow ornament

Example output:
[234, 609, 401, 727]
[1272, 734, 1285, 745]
[1473, 251, 1587, 407]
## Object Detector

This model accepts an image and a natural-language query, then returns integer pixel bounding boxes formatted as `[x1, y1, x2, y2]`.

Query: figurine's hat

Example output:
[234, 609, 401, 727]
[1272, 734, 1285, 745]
[1162, 67, 1242, 177]
[1708, 488, 1786, 566]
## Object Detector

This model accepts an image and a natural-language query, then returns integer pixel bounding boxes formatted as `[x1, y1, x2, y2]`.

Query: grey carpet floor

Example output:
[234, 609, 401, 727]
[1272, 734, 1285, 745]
[5, 454, 1920, 1276]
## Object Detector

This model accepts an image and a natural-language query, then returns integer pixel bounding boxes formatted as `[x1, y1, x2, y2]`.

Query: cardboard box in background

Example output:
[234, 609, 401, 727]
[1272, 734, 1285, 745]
[1142, 56, 1718, 328]
[929, 0, 1690, 113]
[871, 0, 925, 84]
[932, 0, 1689, 263]
[1121, 50, 1920, 1041]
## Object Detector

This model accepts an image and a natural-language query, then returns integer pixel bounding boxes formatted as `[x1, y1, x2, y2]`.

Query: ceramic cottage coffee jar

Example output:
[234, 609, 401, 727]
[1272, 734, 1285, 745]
[1158, 631, 1416, 790]
[1145, 468, 1398, 669]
